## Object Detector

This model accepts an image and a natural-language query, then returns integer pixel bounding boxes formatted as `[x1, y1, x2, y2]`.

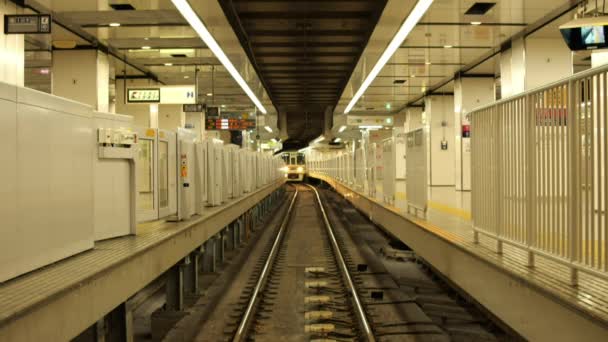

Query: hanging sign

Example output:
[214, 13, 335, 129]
[127, 85, 195, 104]
[183, 103, 205, 112]
[160, 86, 195, 104]
[4, 14, 51, 34]
[127, 88, 160, 103]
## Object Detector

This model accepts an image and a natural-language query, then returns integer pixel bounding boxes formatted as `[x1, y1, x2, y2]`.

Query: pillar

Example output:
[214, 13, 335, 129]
[0, 2, 25, 87]
[52, 49, 110, 112]
[425, 95, 455, 186]
[218, 233, 225, 263]
[202, 239, 216, 273]
[500, 36, 573, 98]
[184, 249, 202, 295]
[454, 76, 495, 191]
[165, 261, 185, 311]
[278, 110, 289, 141]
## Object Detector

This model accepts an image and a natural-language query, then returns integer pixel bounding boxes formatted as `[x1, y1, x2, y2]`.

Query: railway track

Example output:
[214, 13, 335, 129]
[230, 184, 374, 341]
[177, 184, 516, 342]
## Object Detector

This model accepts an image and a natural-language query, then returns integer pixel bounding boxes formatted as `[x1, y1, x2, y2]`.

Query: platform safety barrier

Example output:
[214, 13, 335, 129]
[470, 64, 608, 285]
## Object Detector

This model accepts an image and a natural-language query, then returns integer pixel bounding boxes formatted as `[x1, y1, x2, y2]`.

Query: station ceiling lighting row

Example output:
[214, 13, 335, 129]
[344, 0, 434, 114]
[171, 0, 268, 114]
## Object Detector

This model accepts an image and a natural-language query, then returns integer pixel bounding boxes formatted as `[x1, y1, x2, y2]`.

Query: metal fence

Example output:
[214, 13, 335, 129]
[471, 65, 608, 285]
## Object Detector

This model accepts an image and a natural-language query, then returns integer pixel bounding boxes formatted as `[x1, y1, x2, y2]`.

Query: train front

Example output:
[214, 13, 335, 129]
[279, 152, 306, 182]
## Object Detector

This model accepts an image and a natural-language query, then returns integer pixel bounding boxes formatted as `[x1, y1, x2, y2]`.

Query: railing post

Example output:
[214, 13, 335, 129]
[526, 93, 536, 268]
[496, 103, 504, 254]
[568, 78, 580, 287]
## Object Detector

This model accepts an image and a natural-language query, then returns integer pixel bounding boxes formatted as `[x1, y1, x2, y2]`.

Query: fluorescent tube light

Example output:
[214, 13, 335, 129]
[338, 125, 347, 133]
[171, 0, 268, 114]
[334, 138, 342, 143]
[343, 0, 433, 114]
[314, 136, 325, 143]
[264, 126, 273, 133]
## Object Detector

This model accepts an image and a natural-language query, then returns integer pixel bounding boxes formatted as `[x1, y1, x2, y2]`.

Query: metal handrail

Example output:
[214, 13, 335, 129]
[469, 62, 608, 114]
[307, 184, 376, 342]
[233, 188, 298, 342]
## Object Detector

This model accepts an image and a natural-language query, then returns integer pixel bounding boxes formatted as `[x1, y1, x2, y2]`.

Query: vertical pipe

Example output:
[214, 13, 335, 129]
[559, 85, 566, 257]
[604, 72, 608, 271]
[551, 88, 558, 255]
[592, 75, 598, 268]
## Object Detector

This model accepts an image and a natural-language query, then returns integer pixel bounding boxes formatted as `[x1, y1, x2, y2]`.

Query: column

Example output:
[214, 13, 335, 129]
[500, 36, 573, 98]
[0, 2, 25, 87]
[425, 95, 455, 186]
[454, 76, 495, 191]
[52, 49, 110, 112]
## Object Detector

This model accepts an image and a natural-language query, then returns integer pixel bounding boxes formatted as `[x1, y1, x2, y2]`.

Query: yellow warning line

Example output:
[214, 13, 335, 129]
[427, 201, 472, 221]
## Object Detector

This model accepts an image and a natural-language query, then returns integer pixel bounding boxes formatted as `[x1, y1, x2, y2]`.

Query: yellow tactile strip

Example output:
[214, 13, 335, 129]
[311, 173, 608, 326]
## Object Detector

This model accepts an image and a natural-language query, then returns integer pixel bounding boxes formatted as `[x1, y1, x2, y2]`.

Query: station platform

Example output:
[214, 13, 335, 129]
[309, 172, 608, 341]
[0, 180, 283, 342]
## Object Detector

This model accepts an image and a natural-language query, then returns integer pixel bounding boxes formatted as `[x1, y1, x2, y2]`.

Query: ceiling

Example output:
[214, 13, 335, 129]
[22, 0, 277, 137]
[19, 0, 590, 147]
[217, 0, 388, 149]
[335, 0, 587, 116]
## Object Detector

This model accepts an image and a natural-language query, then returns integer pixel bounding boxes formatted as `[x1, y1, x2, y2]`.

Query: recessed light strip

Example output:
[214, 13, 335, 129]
[344, 0, 434, 114]
[171, 0, 268, 114]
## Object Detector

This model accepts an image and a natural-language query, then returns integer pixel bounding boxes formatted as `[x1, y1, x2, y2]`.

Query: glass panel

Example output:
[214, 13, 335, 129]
[297, 153, 305, 165]
[159, 141, 169, 208]
[290, 156, 296, 165]
[137, 139, 154, 210]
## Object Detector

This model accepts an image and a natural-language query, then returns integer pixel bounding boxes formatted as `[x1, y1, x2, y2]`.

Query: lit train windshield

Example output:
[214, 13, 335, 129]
[279, 152, 305, 165]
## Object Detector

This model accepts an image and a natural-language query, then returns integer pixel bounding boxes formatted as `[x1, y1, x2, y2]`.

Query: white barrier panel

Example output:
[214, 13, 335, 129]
[93, 112, 137, 240]
[0, 83, 95, 283]
[194, 140, 208, 214]
[382, 137, 396, 205]
[177, 128, 197, 221]
[470, 64, 608, 285]
[406, 128, 428, 217]
[206, 139, 224, 206]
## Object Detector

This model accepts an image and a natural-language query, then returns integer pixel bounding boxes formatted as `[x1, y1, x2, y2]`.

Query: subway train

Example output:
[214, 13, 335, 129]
[278, 151, 306, 181]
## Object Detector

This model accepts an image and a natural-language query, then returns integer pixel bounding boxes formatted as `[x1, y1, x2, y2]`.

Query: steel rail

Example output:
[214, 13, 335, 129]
[307, 184, 376, 342]
[232, 187, 299, 342]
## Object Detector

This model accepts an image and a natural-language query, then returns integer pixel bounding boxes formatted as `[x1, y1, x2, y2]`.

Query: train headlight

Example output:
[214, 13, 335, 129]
[280, 166, 288, 172]
[297, 166, 304, 173]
